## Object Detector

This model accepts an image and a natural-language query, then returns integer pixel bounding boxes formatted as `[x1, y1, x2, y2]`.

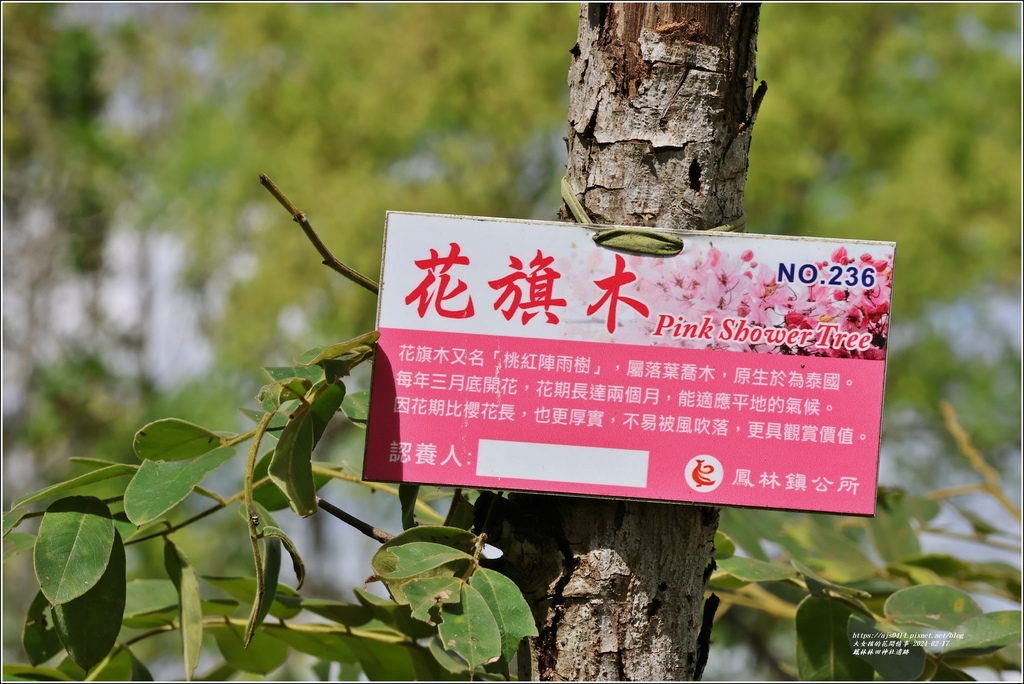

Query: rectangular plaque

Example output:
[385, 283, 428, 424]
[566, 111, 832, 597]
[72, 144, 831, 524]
[363, 212, 895, 515]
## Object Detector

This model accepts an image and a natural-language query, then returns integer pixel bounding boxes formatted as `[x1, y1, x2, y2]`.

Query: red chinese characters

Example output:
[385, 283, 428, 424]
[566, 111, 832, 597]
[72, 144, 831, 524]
[405, 242, 475, 319]
[405, 245, 652, 333]
[587, 254, 650, 334]
[488, 250, 567, 325]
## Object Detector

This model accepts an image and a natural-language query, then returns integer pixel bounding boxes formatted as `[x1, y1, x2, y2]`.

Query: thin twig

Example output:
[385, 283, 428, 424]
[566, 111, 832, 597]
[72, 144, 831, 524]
[920, 527, 1021, 552]
[940, 400, 1021, 521]
[224, 427, 258, 447]
[311, 463, 445, 523]
[125, 503, 222, 546]
[258, 174, 380, 295]
[317, 496, 394, 544]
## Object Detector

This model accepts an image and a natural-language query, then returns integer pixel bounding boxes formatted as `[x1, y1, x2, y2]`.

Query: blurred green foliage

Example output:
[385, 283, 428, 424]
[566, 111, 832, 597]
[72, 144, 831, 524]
[2, 4, 1020, 680]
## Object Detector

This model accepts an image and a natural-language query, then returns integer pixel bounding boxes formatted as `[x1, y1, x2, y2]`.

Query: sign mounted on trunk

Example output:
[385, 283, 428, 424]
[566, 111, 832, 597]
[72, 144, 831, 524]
[364, 212, 895, 515]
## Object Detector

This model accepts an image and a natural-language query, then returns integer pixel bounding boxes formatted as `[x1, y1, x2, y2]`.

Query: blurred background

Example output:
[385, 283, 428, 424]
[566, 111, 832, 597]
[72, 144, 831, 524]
[3, 4, 1020, 679]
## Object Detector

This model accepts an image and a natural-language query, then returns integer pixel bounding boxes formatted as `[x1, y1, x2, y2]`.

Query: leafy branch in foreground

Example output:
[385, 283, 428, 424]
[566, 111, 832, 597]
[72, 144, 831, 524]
[710, 403, 1021, 680]
[3, 323, 536, 681]
[3, 175, 535, 681]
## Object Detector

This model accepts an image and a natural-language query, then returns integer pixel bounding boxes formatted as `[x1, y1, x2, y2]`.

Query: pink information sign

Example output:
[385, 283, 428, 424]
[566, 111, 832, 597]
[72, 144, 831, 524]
[364, 212, 895, 515]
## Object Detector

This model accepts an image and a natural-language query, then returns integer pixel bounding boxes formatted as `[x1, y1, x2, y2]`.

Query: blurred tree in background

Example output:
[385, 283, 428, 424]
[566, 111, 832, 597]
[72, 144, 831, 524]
[3, 4, 1020, 679]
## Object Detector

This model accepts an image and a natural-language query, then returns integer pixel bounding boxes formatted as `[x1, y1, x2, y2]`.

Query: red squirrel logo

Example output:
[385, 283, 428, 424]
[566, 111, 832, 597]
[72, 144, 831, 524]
[685, 455, 722, 492]
[690, 459, 717, 487]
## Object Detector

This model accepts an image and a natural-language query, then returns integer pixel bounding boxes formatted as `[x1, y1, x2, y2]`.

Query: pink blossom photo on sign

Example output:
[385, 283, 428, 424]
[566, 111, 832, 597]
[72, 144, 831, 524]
[557, 242, 892, 358]
[365, 212, 896, 515]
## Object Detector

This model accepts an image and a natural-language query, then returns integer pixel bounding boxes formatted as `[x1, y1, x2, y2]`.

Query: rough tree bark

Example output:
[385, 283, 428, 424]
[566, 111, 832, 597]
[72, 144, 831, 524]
[480, 4, 761, 681]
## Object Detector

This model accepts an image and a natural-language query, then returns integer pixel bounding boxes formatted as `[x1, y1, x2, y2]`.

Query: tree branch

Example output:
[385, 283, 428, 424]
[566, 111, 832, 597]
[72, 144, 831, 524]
[310, 463, 446, 523]
[317, 496, 393, 544]
[258, 173, 380, 295]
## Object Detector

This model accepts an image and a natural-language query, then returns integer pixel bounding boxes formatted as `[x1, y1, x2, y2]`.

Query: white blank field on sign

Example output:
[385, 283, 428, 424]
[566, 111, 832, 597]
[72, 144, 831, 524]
[476, 440, 649, 488]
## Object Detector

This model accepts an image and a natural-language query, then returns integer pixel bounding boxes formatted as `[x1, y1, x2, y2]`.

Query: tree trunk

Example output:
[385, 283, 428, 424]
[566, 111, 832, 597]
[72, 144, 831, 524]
[480, 4, 761, 681]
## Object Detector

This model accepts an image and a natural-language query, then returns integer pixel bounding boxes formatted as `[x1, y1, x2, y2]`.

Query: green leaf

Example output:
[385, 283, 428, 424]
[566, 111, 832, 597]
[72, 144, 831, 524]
[247, 535, 281, 641]
[964, 561, 1021, 602]
[279, 377, 314, 402]
[128, 650, 154, 681]
[429, 635, 472, 675]
[932, 662, 977, 680]
[259, 386, 284, 413]
[264, 629, 359, 664]
[311, 659, 332, 681]
[201, 576, 302, 620]
[252, 452, 332, 512]
[795, 596, 875, 680]
[264, 365, 324, 384]
[847, 613, 925, 680]
[399, 484, 420, 530]
[708, 573, 750, 590]
[23, 591, 63, 666]
[268, 374, 344, 518]
[164, 539, 202, 680]
[276, 597, 373, 627]
[902, 494, 941, 525]
[426, 636, 505, 679]
[1, 663, 74, 681]
[195, 663, 237, 681]
[51, 532, 126, 672]
[900, 554, 971, 578]
[295, 331, 380, 365]
[471, 567, 539, 663]
[403, 576, 462, 621]
[87, 645, 134, 681]
[784, 518, 876, 582]
[111, 512, 140, 543]
[341, 632, 453, 680]
[792, 559, 872, 600]
[134, 418, 230, 461]
[944, 611, 1022, 656]
[443, 490, 476, 531]
[309, 381, 346, 444]
[124, 446, 234, 526]
[372, 541, 474, 581]
[381, 525, 478, 555]
[268, 405, 317, 517]
[353, 588, 436, 640]
[5, 531, 35, 559]
[123, 599, 239, 629]
[68, 457, 129, 469]
[210, 623, 288, 675]
[261, 526, 305, 590]
[718, 508, 770, 561]
[884, 585, 984, 631]
[870, 489, 921, 562]
[240, 407, 289, 431]
[122, 577, 237, 628]
[34, 496, 114, 605]
[717, 556, 796, 582]
[438, 583, 502, 669]
[592, 228, 683, 255]
[10, 465, 137, 511]
[4, 508, 27, 537]
[124, 579, 179, 618]
[55, 655, 87, 680]
[888, 562, 942, 586]
[713, 530, 736, 559]
[341, 391, 370, 428]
